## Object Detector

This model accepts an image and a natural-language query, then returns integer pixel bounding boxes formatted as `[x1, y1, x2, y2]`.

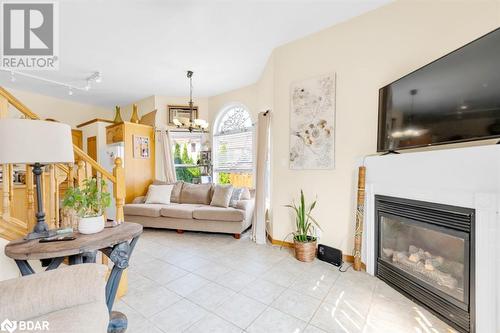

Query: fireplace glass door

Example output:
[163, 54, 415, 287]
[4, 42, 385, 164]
[379, 214, 468, 303]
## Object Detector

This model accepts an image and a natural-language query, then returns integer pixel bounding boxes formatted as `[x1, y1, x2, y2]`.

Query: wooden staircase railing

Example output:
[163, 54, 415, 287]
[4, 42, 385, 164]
[0, 87, 125, 240]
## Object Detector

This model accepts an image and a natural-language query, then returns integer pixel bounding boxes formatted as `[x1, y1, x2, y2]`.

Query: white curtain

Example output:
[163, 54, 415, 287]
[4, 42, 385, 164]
[159, 127, 177, 183]
[252, 111, 271, 244]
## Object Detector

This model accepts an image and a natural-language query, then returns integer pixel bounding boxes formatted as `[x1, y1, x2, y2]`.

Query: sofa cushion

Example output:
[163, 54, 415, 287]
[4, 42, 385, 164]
[211, 184, 234, 208]
[123, 204, 166, 217]
[160, 204, 202, 219]
[193, 206, 245, 222]
[180, 183, 212, 205]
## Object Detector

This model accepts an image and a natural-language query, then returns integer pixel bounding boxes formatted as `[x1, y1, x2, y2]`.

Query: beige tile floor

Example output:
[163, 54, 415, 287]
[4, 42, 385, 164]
[115, 228, 458, 333]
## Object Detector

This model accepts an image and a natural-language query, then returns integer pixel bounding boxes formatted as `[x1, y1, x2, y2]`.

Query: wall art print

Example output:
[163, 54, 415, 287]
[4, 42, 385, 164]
[289, 73, 335, 169]
[133, 135, 150, 159]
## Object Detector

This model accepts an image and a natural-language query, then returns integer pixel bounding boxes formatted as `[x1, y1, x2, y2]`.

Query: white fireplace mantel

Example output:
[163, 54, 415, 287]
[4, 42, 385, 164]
[362, 144, 500, 333]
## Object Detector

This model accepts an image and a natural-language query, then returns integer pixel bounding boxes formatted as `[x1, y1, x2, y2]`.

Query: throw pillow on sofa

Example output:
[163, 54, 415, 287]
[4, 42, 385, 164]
[180, 183, 212, 205]
[240, 187, 252, 200]
[229, 188, 243, 207]
[153, 180, 183, 203]
[211, 184, 234, 208]
[145, 184, 174, 204]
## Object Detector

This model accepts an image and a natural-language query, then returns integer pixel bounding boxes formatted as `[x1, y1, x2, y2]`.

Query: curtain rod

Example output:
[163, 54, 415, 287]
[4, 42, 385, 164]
[155, 128, 209, 134]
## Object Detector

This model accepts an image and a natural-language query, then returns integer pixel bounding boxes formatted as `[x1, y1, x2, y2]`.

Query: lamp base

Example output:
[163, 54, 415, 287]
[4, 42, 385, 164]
[25, 229, 57, 240]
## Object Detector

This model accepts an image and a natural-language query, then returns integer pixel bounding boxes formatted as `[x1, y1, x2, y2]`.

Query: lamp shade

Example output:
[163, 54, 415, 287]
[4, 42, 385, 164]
[0, 119, 74, 164]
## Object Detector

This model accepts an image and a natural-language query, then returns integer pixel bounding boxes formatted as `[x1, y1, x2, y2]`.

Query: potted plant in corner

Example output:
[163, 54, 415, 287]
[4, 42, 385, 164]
[285, 190, 322, 262]
[63, 178, 111, 234]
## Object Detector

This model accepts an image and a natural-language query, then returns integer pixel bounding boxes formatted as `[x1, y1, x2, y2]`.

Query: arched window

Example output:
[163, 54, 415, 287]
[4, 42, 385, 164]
[213, 104, 254, 187]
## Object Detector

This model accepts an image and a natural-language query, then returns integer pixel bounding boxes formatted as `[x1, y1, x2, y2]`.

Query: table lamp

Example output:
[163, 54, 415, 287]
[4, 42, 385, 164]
[0, 119, 74, 239]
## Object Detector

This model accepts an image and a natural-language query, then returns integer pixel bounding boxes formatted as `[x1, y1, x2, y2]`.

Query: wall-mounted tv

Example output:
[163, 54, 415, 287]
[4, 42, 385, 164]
[377, 27, 500, 152]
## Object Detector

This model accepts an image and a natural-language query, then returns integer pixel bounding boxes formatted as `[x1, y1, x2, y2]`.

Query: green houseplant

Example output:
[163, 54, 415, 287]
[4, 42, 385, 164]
[63, 178, 111, 234]
[285, 190, 322, 262]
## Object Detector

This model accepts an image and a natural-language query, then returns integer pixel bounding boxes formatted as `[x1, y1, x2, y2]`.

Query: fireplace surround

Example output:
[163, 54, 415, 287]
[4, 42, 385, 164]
[363, 145, 500, 332]
[375, 195, 475, 332]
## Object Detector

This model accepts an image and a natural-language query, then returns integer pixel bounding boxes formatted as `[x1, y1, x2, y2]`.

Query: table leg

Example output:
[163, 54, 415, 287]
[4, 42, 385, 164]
[15, 260, 35, 276]
[105, 236, 140, 333]
[83, 251, 97, 263]
[108, 311, 127, 333]
[45, 257, 65, 271]
[68, 254, 83, 265]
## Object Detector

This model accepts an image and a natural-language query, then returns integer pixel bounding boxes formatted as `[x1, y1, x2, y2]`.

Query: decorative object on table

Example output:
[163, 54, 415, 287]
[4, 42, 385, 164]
[113, 106, 123, 123]
[130, 104, 140, 123]
[62, 178, 111, 234]
[353, 166, 366, 271]
[285, 190, 322, 262]
[132, 135, 150, 158]
[289, 73, 335, 170]
[0, 119, 74, 240]
[169, 71, 209, 132]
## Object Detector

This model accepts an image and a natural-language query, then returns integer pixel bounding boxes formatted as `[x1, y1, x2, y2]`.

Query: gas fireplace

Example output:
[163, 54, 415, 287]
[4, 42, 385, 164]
[375, 195, 475, 333]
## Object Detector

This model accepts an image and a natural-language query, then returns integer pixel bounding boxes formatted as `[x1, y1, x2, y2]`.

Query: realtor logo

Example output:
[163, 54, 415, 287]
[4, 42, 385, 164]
[0, 319, 17, 333]
[1, 1, 59, 70]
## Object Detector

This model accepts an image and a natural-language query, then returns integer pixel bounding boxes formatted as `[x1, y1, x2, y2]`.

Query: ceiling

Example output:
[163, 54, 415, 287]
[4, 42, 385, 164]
[0, 0, 391, 107]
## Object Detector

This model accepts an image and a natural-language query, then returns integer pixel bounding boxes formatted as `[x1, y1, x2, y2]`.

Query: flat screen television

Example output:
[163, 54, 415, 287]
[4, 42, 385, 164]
[377, 27, 500, 152]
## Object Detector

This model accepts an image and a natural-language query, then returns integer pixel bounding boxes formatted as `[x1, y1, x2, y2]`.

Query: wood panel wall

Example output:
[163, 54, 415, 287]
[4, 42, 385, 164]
[107, 122, 155, 203]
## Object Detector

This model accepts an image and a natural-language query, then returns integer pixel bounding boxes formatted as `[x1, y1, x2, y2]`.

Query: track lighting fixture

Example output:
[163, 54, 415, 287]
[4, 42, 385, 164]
[2, 69, 102, 95]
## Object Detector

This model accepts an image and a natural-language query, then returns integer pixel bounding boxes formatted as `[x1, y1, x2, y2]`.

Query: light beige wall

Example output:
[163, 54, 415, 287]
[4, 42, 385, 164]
[208, 84, 258, 127]
[256, 52, 275, 113]
[208, 0, 500, 253]
[271, 0, 500, 252]
[6, 87, 112, 128]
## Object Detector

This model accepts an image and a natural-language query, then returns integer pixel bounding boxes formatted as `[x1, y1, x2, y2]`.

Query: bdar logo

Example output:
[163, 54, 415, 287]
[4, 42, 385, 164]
[0, 319, 17, 333]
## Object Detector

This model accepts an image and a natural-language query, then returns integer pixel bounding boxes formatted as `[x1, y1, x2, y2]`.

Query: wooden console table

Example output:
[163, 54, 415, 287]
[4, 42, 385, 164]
[5, 222, 143, 333]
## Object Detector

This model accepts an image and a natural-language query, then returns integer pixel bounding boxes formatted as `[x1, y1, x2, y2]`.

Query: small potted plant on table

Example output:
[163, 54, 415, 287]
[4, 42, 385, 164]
[63, 178, 111, 234]
[285, 190, 321, 262]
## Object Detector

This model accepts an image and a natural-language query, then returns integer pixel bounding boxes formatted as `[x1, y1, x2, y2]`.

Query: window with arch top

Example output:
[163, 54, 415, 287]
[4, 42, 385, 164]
[213, 104, 254, 187]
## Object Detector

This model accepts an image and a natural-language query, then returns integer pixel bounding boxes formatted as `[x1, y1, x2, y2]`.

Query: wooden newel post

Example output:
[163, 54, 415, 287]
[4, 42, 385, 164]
[76, 160, 86, 186]
[113, 157, 125, 224]
[353, 166, 366, 271]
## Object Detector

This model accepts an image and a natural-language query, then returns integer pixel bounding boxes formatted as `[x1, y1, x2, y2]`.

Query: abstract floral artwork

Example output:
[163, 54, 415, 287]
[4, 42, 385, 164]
[289, 73, 335, 169]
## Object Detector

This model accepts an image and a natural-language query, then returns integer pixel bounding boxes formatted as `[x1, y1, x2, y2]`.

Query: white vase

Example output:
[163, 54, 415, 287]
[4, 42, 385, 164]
[78, 215, 105, 234]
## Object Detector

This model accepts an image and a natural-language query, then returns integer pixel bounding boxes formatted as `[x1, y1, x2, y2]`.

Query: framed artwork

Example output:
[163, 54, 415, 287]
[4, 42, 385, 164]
[289, 73, 336, 170]
[168, 105, 199, 125]
[133, 135, 150, 159]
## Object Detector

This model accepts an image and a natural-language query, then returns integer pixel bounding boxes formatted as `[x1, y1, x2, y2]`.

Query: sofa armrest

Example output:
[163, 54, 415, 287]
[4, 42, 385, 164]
[235, 199, 255, 221]
[0, 264, 107, 321]
[132, 196, 146, 204]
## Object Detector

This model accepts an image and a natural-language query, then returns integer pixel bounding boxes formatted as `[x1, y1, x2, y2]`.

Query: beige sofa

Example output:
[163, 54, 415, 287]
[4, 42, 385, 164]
[124, 182, 254, 238]
[0, 264, 109, 333]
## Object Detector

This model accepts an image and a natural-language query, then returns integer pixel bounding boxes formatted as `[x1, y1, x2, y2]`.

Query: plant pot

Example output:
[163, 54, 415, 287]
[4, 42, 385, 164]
[293, 237, 317, 262]
[78, 215, 105, 234]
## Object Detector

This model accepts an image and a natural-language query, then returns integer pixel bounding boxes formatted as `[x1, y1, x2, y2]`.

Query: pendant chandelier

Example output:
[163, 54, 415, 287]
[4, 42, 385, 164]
[173, 70, 209, 132]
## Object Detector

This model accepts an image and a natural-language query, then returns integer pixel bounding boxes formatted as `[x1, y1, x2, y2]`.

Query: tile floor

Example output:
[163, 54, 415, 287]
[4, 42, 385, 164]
[115, 228, 457, 333]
